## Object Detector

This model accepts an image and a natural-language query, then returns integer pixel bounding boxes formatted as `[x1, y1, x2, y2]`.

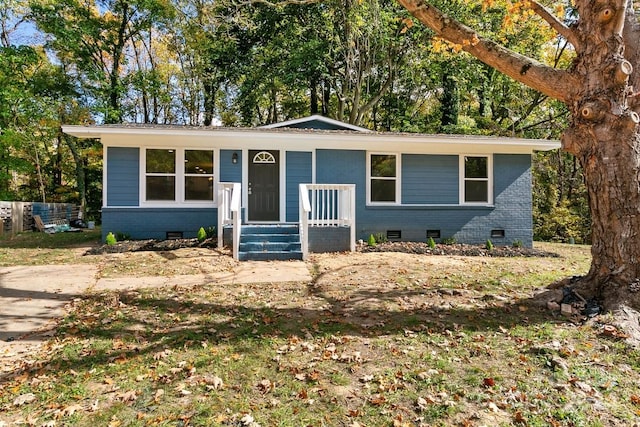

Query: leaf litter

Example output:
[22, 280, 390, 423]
[1, 243, 639, 426]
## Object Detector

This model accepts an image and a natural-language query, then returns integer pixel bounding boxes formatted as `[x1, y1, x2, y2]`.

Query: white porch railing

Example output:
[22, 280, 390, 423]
[217, 182, 242, 260]
[299, 184, 356, 260]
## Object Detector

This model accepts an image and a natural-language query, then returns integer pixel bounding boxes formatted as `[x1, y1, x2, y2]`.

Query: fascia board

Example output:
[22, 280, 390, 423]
[63, 125, 560, 154]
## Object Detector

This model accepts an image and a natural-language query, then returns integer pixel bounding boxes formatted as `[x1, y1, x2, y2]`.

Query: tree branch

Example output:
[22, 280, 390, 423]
[396, 0, 579, 104]
[528, 0, 581, 51]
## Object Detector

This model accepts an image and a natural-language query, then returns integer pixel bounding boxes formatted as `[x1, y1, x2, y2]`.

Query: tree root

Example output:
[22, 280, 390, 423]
[536, 275, 640, 348]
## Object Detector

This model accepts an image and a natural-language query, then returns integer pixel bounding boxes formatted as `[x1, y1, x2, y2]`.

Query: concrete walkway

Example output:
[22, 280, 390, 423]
[0, 261, 311, 350]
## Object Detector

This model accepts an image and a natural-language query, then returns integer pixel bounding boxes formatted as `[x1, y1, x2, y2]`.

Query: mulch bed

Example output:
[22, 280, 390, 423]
[85, 238, 218, 255]
[360, 241, 559, 257]
[87, 238, 558, 258]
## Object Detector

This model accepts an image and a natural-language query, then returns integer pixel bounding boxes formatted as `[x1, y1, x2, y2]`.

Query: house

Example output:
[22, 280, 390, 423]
[62, 115, 559, 260]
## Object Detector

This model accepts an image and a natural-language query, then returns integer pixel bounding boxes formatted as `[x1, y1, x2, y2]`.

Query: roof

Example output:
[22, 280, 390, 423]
[259, 115, 371, 132]
[62, 120, 560, 154]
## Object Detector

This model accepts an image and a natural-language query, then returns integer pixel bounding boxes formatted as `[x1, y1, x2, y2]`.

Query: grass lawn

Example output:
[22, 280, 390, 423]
[1, 235, 639, 426]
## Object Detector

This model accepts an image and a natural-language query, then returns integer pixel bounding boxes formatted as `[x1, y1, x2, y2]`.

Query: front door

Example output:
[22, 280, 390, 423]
[248, 150, 280, 221]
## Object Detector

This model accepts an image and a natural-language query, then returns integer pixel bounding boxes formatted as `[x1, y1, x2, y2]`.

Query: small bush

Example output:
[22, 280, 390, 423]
[512, 239, 523, 248]
[115, 232, 130, 241]
[486, 239, 494, 251]
[205, 226, 216, 239]
[197, 227, 207, 242]
[427, 237, 436, 249]
[105, 232, 117, 245]
[367, 234, 377, 247]
[441, 237, 457, 245]
[375, 232, 387, 244]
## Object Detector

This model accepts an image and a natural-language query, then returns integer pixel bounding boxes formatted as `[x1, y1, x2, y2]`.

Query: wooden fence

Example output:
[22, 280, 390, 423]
[0, 202, 80, 235]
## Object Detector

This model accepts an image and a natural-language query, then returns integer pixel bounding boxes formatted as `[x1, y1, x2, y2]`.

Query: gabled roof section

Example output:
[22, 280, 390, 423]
[259, 114, 371, 132]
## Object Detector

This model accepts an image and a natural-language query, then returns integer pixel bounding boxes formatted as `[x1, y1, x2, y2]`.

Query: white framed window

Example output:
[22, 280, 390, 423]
[460, 155, 492, 204]
[145, 149, 176, 201]
[367, 152, 400, 204]
[184, 149, 214, 201]
[143, 148, 215, 205]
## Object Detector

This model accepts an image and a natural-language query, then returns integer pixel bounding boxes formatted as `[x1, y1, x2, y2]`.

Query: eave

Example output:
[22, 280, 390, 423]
[62, 125, 560, 155]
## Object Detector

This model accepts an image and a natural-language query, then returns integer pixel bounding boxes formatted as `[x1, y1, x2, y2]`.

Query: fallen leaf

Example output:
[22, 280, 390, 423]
[13, 393, 36, 406]
[62, 404, 83, 416]
[116, 390, 138, 403]
[370, 394, 386, 406]
[203, 375, 224, 390]
[483, 377, 496, 388]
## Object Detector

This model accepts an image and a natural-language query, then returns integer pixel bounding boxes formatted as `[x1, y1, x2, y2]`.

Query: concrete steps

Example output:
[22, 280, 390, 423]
[238, 225, 303, 261]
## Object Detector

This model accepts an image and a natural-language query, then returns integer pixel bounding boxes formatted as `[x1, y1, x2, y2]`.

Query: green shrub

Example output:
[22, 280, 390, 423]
[197, 227, 207, 242]
[512, 239, 523, 248]
[441, 237, 457, 245]
[367, 234, 377, 247]
[486, 239, 494, 251]
[427, 237, 437, 249]
[205, 226, 216, 239]
[375, 232, 387, 244]
[105, 232, 117, 245]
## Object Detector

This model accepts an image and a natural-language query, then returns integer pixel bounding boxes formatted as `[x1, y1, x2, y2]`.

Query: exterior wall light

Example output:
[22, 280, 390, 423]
[232, 152, 238, 164]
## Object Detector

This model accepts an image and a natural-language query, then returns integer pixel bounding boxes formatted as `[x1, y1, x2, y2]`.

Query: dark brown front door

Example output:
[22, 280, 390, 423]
[248, 150, 280, 221]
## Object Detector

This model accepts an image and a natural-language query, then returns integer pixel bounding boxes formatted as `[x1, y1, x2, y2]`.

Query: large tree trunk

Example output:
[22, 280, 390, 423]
[397, 0, 640, 320]
[559, 0, 640, 310]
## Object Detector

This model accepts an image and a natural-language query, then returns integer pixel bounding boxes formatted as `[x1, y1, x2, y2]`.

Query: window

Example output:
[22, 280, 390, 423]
[185, 150, 214, 201]
[461, 155, 491, 204]
[144, 148, 215, 204]
[146, 149, 175, 201]
[369, 153, 399, 203]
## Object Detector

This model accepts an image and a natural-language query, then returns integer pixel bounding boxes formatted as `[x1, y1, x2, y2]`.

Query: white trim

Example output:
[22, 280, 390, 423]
[63, 125, 559, 154]
[259, 114, 371, 133]
[252, 151, 276, 163]
[311, 150, 316, 184]
[242, 148, 248, 220]
[459, 154, 493, 205]
[140, 147, 217, 208]
[280, 150, 286, 222]
[366, 152, 401, 205]
[103, 145, 108, 208]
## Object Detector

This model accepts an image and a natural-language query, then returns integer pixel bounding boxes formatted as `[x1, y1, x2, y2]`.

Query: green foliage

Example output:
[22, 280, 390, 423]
[427, 236, 437, 249]
[374, 232, 387, 244]
[205, 226, 216, 239]
[197, 227, 207, 242]
[512, 239, 523, 248]
[486, 239, 494, 251]
[535, 199, 585, 243]
[105, 232, 117, 245]
[115, 232, 130, 241]
[367, 234, 376, 247]
[441, 237, 457, 245]
[533, 151, 590, 244]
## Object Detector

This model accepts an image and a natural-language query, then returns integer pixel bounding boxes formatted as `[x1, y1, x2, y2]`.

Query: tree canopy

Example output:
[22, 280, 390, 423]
[0, 0, 584, 242]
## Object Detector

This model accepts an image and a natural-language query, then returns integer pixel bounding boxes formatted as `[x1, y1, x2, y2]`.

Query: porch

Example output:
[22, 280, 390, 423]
[218, 183, 356, 261]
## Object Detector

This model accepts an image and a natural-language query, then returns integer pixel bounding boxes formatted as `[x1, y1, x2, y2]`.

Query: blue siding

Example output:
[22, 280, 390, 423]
[316, 150, 533, 247]
[220, 150, 242, 183]
[107, 147, 139, 206]
[286, 151, 313, 222]
[402, 154, 458, 204]
[102, 207, 217, 241]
